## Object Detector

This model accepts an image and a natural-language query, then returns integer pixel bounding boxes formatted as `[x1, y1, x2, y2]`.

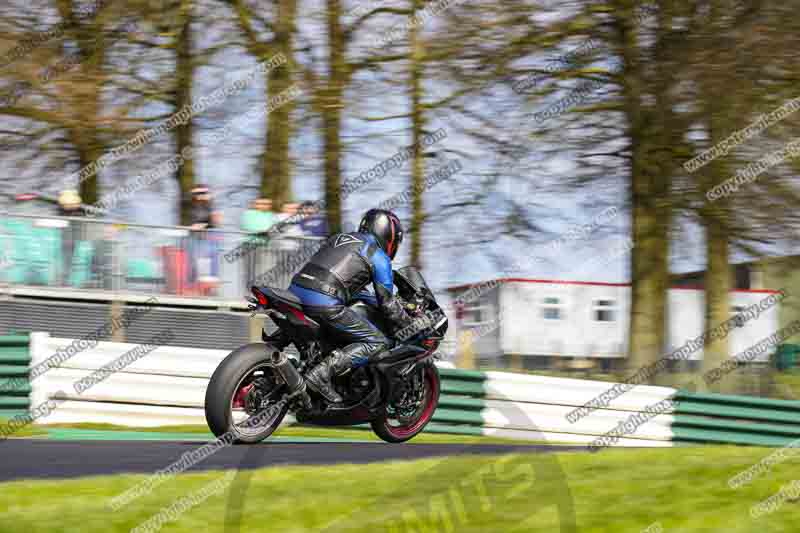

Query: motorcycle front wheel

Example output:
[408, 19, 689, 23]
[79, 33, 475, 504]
[205, 343, 289, 444]
[371, 364, 440, 443]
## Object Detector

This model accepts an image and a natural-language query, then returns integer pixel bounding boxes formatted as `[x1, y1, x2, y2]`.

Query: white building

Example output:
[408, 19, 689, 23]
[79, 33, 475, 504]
[448, 278, 781, 368]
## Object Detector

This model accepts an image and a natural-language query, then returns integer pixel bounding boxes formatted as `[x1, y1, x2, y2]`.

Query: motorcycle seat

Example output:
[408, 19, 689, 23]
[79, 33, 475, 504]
[257, 286, 304, 310]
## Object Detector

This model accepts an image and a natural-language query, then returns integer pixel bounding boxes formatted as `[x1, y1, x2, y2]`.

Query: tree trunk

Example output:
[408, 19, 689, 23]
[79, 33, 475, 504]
[699, 0, 734, 392]
[322, 0, 345, 234]
[649, 17, 678, 378]
[263, 0, 297, 209]
[175, 1, 195, 226]
[702, 210, 732, 389]
[322, 100, 343, 234]
[627, 179, 668, 376]
[70, 1, 108, 206]
[651, 210, 671, 374]
[700, 132, 733, 391]
[615, 4, 669, 379]
[74, 131, 102, 205]
[408, 0, 425, 269]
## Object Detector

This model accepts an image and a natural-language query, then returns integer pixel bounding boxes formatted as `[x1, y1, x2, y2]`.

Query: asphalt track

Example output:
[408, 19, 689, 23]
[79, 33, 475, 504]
[0, 439, 585, 482]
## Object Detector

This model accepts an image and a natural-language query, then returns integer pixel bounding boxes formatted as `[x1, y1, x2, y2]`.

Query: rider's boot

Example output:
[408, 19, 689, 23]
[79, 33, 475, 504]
[305, 349, 352, 404]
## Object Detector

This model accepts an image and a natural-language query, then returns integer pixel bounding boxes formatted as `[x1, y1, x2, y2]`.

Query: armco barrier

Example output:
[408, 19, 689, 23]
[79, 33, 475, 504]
[29, 332, 241, 427]
[0, 334, 32, 418]
[433, 369, 676, 446]
[673, 391, 800, 447]
[25, 333, 800, 447]
[27, 334, 674, 446]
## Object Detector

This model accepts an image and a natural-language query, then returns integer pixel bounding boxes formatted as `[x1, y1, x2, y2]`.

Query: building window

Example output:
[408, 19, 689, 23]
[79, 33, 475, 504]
[541, 297, 564, 320]
[730, 305, 746, 328]
[469, 308, 482, 323]
[461, 305, 491, 327]
[593, 299, 617, 322]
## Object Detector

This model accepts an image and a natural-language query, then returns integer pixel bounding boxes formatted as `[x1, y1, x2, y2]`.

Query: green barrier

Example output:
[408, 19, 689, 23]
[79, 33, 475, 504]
[438, 367, 487, 382]
[671, 426, 799, 447]
[0, 350, 31, 365]
[675, 414, 800, 438]
[0, 365, 29, 376]
[0, 335, 31, 347]
[0, 381, 32, 396]
[0, 334, 31, 420]
[441, 379, 486, 397]
[0, 397, 31, 409]
[676, 390, 800, 411]
[431, 408, 484, 426]
[0, 409, 31, 419]
[430, 367, 487, 433]
[673, 390, 800, 446]
[438, 394, 484, 411]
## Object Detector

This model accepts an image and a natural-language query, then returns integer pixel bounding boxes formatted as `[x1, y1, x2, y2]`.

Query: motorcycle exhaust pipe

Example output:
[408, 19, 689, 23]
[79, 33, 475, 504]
[269, 350, 311, 407]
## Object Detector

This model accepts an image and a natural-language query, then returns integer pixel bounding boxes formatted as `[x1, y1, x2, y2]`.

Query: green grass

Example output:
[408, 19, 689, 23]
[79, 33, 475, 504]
[0, 416, 46, 438]
[0, 446, 798, 532]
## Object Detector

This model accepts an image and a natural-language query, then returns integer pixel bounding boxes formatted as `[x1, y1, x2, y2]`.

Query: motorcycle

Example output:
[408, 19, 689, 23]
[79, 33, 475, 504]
[204, 266, 449, 444]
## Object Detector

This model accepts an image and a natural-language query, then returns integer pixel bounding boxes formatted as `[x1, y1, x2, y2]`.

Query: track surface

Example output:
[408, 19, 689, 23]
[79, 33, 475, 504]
[0, 439, 584, 482]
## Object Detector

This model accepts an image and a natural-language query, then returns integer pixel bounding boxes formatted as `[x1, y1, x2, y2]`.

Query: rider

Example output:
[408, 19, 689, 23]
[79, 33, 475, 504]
[288, 209, 412, 403]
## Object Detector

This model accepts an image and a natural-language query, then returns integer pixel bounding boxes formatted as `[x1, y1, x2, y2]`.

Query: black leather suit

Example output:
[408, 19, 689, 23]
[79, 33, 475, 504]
[288, 232, 410, 369]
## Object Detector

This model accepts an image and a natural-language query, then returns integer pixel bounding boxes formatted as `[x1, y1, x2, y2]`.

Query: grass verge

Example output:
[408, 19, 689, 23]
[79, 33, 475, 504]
[0, 446, 797, 532]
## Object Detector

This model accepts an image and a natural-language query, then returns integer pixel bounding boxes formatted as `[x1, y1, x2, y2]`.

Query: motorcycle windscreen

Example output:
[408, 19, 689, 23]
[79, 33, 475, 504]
[393, 266, 433, 299]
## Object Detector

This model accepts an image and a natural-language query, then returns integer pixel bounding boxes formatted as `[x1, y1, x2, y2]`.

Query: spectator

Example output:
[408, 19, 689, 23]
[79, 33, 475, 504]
[277, 202, 300, 222]
[241, 197, 276, 233]
[241, 197, 277, 289]
[188, 184, 223, 295]
[58, 190, 85, 285]
[271, 202, 303, 284]
[298, 201, 329, 237]
[91, 224, 119, 290]
[58, 189, 84, 217]
[278, 202, 304, 242]
[190, 184, 221, 230]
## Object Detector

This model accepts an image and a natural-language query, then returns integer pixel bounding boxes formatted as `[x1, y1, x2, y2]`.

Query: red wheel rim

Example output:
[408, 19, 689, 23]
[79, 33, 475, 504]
[232, 382, 254, 409]
[383, 367, 438, 439]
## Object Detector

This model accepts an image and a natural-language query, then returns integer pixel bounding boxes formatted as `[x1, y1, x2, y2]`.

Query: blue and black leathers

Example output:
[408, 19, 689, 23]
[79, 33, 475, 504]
[289, 232, 411, 374]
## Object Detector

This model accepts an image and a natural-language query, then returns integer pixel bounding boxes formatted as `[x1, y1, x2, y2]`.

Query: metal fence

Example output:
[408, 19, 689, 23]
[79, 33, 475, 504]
[0, 213, 323, 300]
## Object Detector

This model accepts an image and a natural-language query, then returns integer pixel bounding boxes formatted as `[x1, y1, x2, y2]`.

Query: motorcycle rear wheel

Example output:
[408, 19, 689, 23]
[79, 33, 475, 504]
[371, 364, 440, 443]
[205, 343, 289, 444]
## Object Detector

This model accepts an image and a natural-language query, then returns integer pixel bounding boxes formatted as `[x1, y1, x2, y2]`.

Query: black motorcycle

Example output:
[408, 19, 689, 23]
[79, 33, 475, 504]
[204, 266, 448, 444]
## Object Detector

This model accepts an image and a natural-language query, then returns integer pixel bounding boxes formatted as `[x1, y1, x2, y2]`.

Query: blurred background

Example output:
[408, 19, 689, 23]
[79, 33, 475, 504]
[2, 0, 800, 399]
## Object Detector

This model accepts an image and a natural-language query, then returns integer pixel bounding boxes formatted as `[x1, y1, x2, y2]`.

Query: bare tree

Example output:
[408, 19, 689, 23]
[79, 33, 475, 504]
[223, 0, 298, 209]
[0, 0, 126, 204]
[175, 0, 197, 224]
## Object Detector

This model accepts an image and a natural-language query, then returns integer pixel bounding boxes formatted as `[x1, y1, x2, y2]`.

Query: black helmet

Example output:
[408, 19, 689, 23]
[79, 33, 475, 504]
[358, 209, 404, 259]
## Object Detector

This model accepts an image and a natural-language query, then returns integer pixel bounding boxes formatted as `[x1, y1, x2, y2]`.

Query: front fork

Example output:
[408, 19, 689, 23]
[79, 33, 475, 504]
[378, 357, 431, 412]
